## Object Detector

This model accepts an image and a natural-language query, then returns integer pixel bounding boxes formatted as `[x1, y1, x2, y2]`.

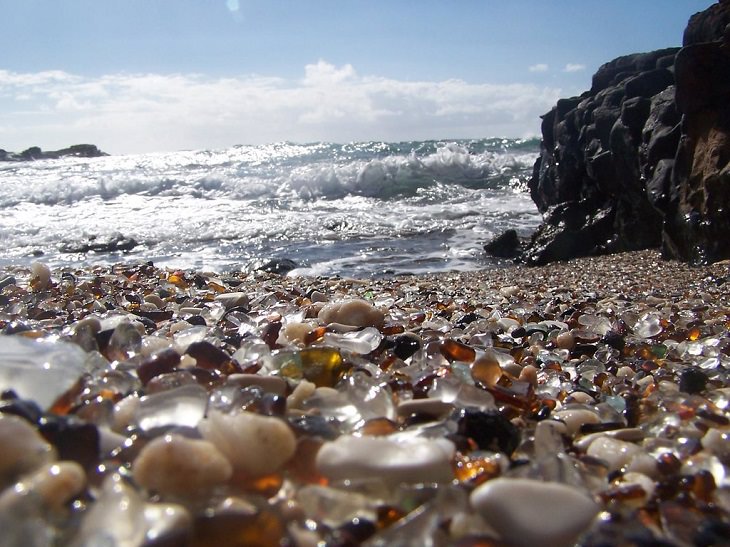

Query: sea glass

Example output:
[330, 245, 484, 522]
[135, 384, 208, 431]
[0, 334, 90, 410]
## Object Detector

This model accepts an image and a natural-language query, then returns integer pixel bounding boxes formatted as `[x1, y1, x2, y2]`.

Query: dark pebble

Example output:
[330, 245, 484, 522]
[39, 416, 100, 469]
[392, 333, 421, 360]
[455, 408, 520, 455]
[0, 395, 43, 424]
[679, 368, 708, 394]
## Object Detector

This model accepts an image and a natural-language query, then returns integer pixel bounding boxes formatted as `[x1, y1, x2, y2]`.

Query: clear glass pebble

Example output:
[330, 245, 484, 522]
[0, 334, 90, 409]
[135, 384, 208, 431]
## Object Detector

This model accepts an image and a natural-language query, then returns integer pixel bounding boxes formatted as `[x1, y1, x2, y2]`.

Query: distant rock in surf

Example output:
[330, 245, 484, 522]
[59, 233, 138, 254]
[0, 144, 107, 162]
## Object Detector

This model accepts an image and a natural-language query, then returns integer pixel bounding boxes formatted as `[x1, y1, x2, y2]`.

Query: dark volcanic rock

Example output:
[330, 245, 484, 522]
[525, 48, 678, 265]
[521, 1, 730, 266]
[483, 229, 521, 258]
[59, 233, 138, 254]
[683, 0, 730, 45]
[661, 29, 730, 264]
[0, 144, 107, 162]
[257, 258, 297, 275]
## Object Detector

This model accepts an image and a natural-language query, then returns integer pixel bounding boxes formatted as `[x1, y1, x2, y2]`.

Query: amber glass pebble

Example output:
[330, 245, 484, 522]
[470, 355, 502, 387]
[376, 506, 407, 529]
[691, 470, 716, 503]
[453, 453, 500, 486]
[299, 347, 346, 387]
[167, 272, 189, 289]
[598, 483, 647, 504]
[358, 417, 399, 436]
[303, 326, 327, 345]
[688, 327, 701, 341]
[382, 323, 405, 336]
[207, 280, 226, 293]
[286, 437, 327, 485]
[230, 470, 284, 498]
[440, 339, 476, 363]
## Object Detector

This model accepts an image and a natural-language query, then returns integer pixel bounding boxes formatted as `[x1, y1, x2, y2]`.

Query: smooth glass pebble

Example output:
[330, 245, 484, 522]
[135, 384, 208, 431]
[0, 334, 89, 410]
[323, 326, 382, 354]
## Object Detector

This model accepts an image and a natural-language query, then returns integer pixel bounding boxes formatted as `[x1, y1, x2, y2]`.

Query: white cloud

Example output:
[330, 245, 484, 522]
[529, 64, 549, 73]
[564, 63, 586, 73]
[0, 62, 562, 154]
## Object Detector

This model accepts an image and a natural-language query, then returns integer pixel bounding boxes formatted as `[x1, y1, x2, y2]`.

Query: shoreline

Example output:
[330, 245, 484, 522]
[0, 248, 728, 545]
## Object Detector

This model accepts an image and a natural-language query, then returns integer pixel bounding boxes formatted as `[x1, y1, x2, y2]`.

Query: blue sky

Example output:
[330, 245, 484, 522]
[0, 0, 711, 154]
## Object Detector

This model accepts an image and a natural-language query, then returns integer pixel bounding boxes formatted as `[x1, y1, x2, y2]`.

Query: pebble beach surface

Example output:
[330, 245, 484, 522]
[0, 250, 729, 546]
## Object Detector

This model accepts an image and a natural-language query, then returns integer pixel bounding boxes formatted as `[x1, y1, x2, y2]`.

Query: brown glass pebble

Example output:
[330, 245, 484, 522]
[440, 339, 476, 363]
[191, 510, 285, 547]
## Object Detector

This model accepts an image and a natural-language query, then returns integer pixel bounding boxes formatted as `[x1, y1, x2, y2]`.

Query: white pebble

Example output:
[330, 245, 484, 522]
[214, 291, 249, 310]
[199, 410, 297, 477]
[702, 428, 730, 459]
[287, 379, 317, 410]
[133, 434, 232, 496]
[316, 435, 455, 485]
[470, 477, 599, 547]
[30, 261, 51, 291]
[586, 436, 643, 472]
[283, 322, 315, 344]
[552, 408, 602, 437]
[144, 502, 192, 544]
[11, 461, 86, 511]
[0, 414, 56, 487]
[318, 299, 384, 328]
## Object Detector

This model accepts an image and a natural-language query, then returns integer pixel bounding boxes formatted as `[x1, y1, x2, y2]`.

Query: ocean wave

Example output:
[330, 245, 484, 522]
[0, 139, 538, 207]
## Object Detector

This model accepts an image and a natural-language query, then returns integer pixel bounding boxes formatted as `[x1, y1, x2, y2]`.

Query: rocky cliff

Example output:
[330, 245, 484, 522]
[515, 0, 730, 265]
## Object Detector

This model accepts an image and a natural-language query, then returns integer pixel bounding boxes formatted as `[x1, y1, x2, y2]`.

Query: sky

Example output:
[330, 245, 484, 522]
[0, 0, 713, 155]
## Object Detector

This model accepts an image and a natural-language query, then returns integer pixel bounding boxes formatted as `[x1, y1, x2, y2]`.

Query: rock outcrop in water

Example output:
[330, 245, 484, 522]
[519, 0, 730, 265]
[0, 144, 107, 162]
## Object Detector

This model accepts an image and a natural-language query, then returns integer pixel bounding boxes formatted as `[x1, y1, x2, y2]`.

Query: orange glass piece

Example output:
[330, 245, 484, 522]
[167, 273, 189, 288]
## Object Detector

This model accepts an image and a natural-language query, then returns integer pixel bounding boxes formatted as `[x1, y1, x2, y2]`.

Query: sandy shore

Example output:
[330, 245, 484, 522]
[0, 249, 728, 545]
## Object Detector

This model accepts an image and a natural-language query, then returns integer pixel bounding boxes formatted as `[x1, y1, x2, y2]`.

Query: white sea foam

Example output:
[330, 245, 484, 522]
[0, 139, 541, 276]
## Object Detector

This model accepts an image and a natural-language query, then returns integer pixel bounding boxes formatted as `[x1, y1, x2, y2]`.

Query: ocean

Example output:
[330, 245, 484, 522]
[0, 138, 541, 278]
